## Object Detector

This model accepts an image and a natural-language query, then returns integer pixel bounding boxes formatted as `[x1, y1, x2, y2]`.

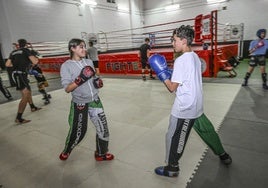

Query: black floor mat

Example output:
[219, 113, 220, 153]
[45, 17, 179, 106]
[187, 86, 268, 188]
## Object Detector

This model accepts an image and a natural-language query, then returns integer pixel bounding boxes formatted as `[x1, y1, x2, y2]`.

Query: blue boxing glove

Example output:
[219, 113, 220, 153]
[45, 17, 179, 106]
[149, 54, 171, 82]
[29, 69, 42, 77]
[157, 68, 173, 82]
[149, 54, 168, 72]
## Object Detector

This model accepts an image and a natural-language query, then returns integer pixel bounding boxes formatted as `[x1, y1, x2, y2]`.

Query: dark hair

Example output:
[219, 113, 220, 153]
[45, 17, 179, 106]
[18, 39, 27, 48]
[172, 25, 194, 45]
[202, 43, 209, 50]
[145, 38, 150, 42]
[256, 29, 266, 38]
[89, 41, 93, 46]
[68, 38, 85, 58]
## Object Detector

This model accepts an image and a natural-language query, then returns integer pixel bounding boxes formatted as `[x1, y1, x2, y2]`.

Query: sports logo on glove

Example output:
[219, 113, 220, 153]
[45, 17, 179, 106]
[93, 77, 103, 89]
[82, 66, 94, 78]
[74, 66, 95, 86]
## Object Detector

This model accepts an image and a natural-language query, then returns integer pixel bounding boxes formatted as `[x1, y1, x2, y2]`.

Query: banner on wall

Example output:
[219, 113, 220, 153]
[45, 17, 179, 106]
[202, 14, 211, 40]
[149, 33, 155, 47]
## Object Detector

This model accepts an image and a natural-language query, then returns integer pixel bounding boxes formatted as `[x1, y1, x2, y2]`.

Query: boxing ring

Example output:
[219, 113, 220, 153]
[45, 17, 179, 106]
[29, 10, 243, 77]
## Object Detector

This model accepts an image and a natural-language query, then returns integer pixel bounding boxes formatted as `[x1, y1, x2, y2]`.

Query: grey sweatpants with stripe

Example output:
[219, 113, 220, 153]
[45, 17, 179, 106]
[165, 115, 196, 166]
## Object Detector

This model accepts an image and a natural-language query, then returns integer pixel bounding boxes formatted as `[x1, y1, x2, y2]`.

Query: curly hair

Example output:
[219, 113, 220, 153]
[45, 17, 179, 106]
[172, 25, 195, 45]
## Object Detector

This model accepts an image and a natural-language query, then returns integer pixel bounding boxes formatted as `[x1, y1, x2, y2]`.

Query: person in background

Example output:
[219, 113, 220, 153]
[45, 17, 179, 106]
[0, 75, 13, 101]
[5, 39, 41, 124]
[28, 49, 51, 105]
[139, 38, 155, 81]
[87, 41, 100, 76]
[242, 29, 268, 89]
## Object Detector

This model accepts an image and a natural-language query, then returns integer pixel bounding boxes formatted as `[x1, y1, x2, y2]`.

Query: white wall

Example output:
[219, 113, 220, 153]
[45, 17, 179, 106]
[1, 0, 268, 58]
[0, 0, 13, 58]
[0, 0, 143, 58]
[143, 0, 268, 41]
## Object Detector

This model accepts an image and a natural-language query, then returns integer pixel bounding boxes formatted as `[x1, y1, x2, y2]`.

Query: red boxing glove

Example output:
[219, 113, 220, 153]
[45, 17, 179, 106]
[254, 40, 265, 50]
[74, 66, 95, 86]
[93, 76, 103, 89]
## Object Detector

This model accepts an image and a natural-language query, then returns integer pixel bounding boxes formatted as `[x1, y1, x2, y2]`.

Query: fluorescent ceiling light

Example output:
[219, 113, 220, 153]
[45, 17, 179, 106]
[165, 4, 180, 11]
[81, 0, 97, 6]
[207, 0, 227, 2]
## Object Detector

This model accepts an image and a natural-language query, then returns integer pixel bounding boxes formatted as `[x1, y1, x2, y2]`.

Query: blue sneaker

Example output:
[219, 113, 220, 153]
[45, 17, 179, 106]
[154, 165, 179, 177]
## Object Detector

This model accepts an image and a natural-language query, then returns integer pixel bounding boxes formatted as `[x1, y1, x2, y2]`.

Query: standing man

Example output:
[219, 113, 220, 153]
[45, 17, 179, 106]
[139, 38, 155, 81]
[87, 41, 100, 75]
[5, 39, 41, 124]
[242, 29, 268, 89]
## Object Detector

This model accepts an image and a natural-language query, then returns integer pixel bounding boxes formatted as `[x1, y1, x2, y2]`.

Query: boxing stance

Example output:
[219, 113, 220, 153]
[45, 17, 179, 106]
[28, 50, 51, 104]
[59, 38, 112, 161]
[5, 39, 41, 124]
[242, 29, 268, 89]
[149, 25, 231, 178]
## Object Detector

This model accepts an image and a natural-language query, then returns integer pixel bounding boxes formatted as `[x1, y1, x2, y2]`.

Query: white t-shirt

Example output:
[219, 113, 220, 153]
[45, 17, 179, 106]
[171, 51, 203, 119]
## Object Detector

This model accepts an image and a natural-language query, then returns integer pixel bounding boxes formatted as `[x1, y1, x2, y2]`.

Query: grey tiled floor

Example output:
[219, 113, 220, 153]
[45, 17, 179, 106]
[0, 72, 262, 188]
[187, 84, 268, 188]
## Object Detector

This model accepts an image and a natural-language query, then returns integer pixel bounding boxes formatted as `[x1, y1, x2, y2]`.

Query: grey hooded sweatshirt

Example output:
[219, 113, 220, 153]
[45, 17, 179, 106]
[60, 58, 99, 104]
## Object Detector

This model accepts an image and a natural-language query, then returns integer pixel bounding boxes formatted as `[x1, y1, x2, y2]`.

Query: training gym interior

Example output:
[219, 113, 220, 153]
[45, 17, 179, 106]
[0, 0, 268, 187]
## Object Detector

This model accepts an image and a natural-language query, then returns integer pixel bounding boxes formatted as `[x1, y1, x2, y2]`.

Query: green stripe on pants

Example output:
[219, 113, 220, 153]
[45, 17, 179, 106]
[193, 113, 225, 155]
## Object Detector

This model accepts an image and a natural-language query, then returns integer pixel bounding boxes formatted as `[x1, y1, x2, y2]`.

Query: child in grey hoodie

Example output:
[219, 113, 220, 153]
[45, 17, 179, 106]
[59, 38, 114, 161]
